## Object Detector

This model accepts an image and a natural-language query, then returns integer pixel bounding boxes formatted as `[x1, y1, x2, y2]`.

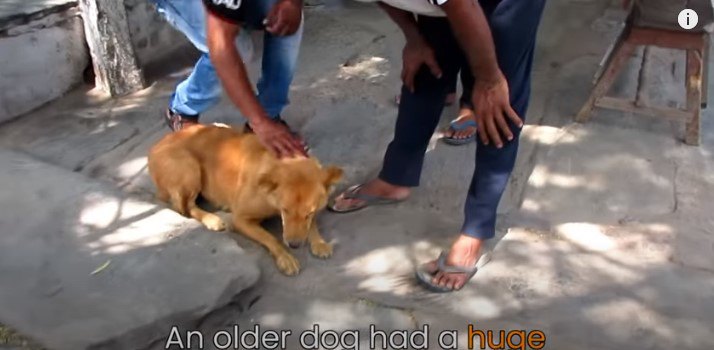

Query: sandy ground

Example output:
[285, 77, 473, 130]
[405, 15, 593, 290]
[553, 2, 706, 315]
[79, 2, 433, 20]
[0, 1, 713, 349]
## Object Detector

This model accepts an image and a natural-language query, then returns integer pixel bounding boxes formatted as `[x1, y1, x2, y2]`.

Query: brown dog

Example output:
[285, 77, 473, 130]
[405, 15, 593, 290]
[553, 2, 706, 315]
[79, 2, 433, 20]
[147, 124, 343, 275]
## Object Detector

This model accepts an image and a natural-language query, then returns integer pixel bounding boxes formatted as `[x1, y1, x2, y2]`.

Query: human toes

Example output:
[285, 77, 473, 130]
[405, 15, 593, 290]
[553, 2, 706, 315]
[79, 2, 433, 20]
[432, 271, 447, 287]
[446, 274, 467, 290]
[463, 125, 479, 138]
[444, 128, 456, 138]
[453, 276, 468, 290]
[432, 272, 465, 290]
[421, 260, 439, 274]
[331, 197, 363, 211]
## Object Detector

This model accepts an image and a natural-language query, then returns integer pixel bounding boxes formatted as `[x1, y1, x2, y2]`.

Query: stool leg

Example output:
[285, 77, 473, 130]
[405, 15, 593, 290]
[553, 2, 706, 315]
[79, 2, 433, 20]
[576, 41, 637, 123]
[701, 33, 709, 109]
[685, 48, 703, 146]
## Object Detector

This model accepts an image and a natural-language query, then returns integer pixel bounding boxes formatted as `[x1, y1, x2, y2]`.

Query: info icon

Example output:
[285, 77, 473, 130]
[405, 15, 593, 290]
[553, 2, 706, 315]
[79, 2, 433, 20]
[678, 9, 699, 30]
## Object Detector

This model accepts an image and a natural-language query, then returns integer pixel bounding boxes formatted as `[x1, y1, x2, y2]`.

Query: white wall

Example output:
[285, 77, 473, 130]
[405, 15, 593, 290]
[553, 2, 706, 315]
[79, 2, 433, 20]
[0, 1, 192, 124]
[124, 0, 191, 68]
[0, 15, 89, 124]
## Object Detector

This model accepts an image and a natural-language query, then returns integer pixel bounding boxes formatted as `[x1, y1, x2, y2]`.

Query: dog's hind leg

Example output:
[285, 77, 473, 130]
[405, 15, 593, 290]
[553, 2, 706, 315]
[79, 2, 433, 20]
[155, 187, 170, 204]
[169, 177, 226, 232]
[151, 149, 226, 231]
[188, 202, 226, 232]
[167, 185, 225, 231]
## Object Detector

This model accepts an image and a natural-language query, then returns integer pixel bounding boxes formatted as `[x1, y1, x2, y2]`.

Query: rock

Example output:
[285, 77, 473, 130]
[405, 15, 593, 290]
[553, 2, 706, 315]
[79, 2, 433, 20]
[0, 149, 260, 350]
[0, 0, 77, 27]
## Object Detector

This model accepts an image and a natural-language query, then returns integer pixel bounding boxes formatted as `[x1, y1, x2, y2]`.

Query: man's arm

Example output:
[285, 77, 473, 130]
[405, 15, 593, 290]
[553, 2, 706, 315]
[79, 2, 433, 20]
[265, 0, 303, 35]
[378, 3, 442, 91]
[439, 0, 500, 83]
[440, 0, 523, 148]
[205, 12, 305, 158]
[378, 4, 420, 42]
[206, 13, 269, 125]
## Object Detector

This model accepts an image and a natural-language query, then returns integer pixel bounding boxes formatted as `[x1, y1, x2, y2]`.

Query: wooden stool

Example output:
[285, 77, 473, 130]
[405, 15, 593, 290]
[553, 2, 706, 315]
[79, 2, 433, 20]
[575, 8, 710, 146]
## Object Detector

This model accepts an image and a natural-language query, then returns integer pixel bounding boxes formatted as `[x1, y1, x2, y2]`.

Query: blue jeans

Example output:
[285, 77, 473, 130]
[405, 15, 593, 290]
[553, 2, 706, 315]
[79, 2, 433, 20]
[151, 0, 303, 118]
[379, 0, 546, 240]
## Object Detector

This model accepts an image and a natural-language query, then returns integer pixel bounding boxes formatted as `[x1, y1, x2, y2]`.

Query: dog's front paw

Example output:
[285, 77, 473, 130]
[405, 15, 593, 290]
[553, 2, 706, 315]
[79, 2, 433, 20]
[202, 215, 227, 231]
[276, 253, 301, 276]
[310, 241, 333, 259]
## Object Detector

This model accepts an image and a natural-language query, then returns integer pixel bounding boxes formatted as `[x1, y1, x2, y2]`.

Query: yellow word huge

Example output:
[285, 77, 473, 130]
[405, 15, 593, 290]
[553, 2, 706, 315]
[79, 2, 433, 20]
[467, 324, 546, 350]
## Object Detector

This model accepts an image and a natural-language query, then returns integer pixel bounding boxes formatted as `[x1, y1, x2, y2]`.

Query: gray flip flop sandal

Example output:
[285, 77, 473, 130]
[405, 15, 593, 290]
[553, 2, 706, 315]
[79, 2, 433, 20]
[328, 184, 405, 213]
[415, 250, 487, 293]
[442, 119, 477, 146]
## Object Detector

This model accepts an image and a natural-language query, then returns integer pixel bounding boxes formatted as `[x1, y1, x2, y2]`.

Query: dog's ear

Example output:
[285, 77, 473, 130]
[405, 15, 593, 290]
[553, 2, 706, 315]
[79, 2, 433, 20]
[323, 166, 343, 188]
[258, 172, 279, 193]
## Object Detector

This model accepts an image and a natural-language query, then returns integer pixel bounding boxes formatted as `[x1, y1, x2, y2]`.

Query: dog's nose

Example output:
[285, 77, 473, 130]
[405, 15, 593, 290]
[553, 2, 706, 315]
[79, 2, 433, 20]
[288, 241, 302, 249]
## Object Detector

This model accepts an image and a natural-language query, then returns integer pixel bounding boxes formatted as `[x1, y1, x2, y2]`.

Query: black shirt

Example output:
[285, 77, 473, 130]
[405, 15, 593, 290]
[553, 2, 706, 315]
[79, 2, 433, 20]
[202, 0, 247, 24]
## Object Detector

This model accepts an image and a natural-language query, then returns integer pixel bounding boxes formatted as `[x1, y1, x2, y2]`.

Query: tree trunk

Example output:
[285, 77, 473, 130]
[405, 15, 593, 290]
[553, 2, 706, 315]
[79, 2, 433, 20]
[79, 0, 146, 96]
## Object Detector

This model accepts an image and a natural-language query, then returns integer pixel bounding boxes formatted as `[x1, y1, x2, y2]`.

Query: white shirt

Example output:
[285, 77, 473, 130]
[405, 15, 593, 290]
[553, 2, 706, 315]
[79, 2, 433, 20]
[353, 0, 449, 17]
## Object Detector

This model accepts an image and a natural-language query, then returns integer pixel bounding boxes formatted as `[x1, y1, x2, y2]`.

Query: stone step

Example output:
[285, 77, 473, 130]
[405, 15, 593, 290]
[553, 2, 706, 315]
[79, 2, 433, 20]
[0, 0, 77, 29]
[0, 149, 260, 350]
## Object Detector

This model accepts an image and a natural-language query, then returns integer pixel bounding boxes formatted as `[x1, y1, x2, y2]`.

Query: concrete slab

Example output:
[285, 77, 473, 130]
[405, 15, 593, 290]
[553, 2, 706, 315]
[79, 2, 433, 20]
[666, 149, 714, 271]
[221, 206, 460, 303]
[520, 122, 678, 226]
[0, 83, 171, 175]
[0, 149, 260, 350]
[187, 290, 415, 350]
[0, 15, 89, 124]
[460, 227, 714, 350]
[0, 1, 76, 26]
[0, 323, 43, 350]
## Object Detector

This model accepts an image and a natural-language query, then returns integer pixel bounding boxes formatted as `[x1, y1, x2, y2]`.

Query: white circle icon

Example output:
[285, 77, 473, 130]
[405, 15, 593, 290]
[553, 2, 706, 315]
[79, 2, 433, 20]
[678, 9, 699, 30]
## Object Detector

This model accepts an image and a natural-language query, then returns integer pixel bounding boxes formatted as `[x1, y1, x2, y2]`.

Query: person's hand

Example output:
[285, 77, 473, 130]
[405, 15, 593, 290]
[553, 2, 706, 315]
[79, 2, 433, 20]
[402, 38, 442, 93]
[471, 73, 523, 148]
[265, 0, 302, 36]
[250, 118, 307, 158]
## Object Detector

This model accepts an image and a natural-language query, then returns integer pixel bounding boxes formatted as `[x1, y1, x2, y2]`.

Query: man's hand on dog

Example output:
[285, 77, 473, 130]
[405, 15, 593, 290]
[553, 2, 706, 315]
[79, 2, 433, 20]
[265, 0, 302, 36]
[251, 118, 307, 159]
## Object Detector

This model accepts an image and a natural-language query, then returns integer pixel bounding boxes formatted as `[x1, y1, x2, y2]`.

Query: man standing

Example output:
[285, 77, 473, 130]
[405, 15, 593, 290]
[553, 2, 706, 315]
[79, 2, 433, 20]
[330, 0, 546, 292]
[151, 0, 307, 158]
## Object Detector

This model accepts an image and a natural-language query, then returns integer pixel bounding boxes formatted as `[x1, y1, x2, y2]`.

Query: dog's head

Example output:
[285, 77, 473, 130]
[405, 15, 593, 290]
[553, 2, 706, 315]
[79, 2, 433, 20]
[258, 160, 343, 248]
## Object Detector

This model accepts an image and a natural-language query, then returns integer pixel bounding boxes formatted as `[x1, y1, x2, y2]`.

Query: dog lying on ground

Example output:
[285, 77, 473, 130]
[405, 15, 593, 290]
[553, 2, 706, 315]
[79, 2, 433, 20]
[147, 124, 343, 275]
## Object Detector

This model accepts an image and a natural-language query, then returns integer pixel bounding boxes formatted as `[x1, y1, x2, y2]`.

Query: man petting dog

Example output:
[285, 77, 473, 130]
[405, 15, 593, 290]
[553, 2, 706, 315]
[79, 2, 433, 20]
[150, 0, 307, 158]
[331, 0, 546, 292]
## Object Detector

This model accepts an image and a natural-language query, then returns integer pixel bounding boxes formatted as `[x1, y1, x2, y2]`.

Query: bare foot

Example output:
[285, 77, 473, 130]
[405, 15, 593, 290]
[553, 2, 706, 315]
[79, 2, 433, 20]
[443, 108, 478, 141]
[422, 235, 482, 290]
[330, 178, 410, 212]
